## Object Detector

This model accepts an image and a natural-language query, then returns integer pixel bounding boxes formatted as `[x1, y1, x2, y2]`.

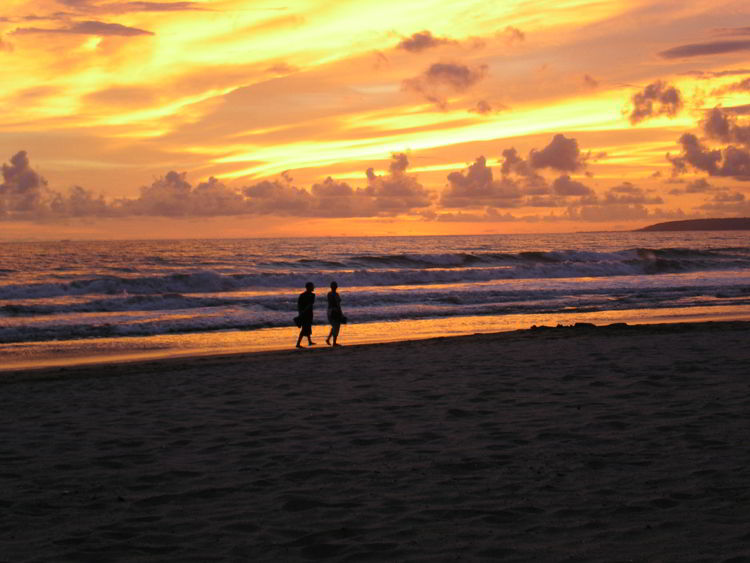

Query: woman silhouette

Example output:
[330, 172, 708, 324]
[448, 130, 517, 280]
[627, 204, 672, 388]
[326, 281, 343, 346]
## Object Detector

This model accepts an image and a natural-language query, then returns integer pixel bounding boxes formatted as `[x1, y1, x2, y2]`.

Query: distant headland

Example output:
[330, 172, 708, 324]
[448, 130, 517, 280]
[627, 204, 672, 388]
[636, 218, 750, 231]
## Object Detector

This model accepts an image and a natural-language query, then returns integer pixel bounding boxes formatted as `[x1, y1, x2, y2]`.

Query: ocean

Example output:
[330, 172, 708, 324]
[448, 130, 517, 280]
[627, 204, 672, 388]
[2, 231, 750, 370]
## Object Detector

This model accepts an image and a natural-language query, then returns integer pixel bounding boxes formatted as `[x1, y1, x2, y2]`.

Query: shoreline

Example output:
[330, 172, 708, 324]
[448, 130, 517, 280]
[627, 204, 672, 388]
[3, 304, 750, 375]
[2, 318, 749, 383]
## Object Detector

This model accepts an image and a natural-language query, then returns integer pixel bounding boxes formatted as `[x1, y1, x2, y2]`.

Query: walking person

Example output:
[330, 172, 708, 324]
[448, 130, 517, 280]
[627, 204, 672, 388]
[296, 282, 316, 348]
[326, 281, 344, 346]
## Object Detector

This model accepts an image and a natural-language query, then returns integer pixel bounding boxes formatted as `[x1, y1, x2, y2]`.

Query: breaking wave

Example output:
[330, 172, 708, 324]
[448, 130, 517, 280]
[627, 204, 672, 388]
[1, 247, 749, 301]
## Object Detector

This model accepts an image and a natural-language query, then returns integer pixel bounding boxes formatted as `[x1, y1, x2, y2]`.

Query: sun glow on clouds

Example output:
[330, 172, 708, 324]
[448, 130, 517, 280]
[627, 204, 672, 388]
[0, 0, 622, 130]
[2, 0, 750, 237]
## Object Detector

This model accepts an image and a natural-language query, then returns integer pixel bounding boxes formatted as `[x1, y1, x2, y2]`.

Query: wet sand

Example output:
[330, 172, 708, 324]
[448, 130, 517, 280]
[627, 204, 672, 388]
[1, 321, 749, 561]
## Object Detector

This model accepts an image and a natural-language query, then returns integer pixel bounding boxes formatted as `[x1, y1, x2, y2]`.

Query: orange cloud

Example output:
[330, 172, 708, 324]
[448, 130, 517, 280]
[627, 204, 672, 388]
[3, 0, 750, 236]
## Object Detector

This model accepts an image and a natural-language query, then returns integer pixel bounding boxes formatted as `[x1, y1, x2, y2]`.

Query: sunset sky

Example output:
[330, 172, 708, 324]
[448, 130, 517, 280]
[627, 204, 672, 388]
[2, 0, 750, 239]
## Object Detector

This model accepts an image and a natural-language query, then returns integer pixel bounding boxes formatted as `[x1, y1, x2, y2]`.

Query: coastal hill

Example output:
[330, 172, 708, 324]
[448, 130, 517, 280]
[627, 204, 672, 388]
[636, 218, 750, 231]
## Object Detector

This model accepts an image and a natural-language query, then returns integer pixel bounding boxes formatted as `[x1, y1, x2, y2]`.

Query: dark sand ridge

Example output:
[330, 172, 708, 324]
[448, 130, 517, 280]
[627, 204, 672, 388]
[1, 322, 749, 561]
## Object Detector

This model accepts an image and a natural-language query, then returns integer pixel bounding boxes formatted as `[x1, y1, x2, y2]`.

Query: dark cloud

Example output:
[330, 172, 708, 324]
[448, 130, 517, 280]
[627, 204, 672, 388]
[520, 175, 549, 195]
[659, 40, 750, 59]
[128, 173, 323, 218]
[552, 175, 594, 196]
[315, 177, 404, 217]
[0, 151, 113, 220]
[310, 177, 353, 198]
[306, 161, 433, 218]
[529, 134, 587, 172]
[525, 195, 568, 208]
[364, 153, 433, 212]
[697, 191, 750, 215]
[403, 62, 487, 108]
[565, 203, 684, 222]
[115, 172, 247, 216]
[500, 148, 536, 178]
[50, 186, 110, 217]
[667, 134, 720, 176]
[497, 136, 590, 198]
[397, 31, 455, 52]
[564, 183, 680, 221]
[0, 151, 48, 218]
[601, 182, 663, 205]
[686, 178, 715, 192]
[309, 177, 376, 217]
[241, 153, 432, 217]
[188, 176, 252, 215]
[13, 20, 153, 36]
[701, 107, 750, 146]
[720, 146, 750, 179]
[550, 182, 664, 213]
[668, 133, 750, 180]
[441, 156, 522, 208]
[629, 81, 683, 124]
[242, 178, 312, 216]
[668, 178, 718, 195]
[418, 62, 486, 89]
[712, 191, 745, 202]
[387, 152, 408, 174]
[433, 207, 521, 222]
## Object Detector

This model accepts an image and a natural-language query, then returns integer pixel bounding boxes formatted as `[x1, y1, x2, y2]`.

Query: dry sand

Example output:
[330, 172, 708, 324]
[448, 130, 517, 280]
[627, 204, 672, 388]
[1, 321, 749, 562]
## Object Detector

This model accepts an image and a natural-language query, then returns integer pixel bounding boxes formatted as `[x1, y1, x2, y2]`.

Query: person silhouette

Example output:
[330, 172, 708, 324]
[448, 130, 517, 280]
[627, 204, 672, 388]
[326, 281, 343, 346]
[296, 281, 316, 348]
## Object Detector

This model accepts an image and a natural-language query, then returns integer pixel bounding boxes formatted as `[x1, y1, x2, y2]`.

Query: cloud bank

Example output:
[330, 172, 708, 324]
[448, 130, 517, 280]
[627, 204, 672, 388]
[439, 135, 595, 211]
[0, 151, 434, 220]
[1, 125, 725, 224]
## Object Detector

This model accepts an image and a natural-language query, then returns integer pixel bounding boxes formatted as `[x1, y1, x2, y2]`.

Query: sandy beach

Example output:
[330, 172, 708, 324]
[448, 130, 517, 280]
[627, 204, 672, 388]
[1, 321, 749, 562]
